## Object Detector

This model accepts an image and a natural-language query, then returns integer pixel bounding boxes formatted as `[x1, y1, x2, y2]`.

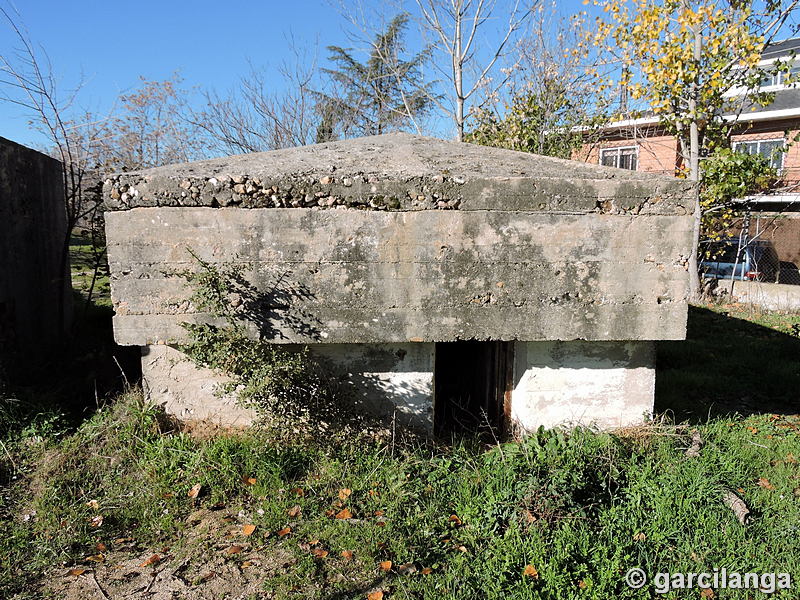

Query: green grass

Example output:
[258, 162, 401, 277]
[2, 390, 800, 599]
[657, 304, 800, 421]
[70, 230, 110, 307]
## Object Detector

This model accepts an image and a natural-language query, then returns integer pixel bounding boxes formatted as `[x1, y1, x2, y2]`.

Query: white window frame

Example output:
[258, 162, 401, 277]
[599, 145, 639, 171]
[725, 57, 800, 97]
[732, 138, 786, 172]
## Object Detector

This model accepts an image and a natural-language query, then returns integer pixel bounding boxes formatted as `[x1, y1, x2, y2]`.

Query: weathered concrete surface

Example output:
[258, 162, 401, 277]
[310, 342, 434, 430]
[511, 341, 655, 431]
[103, 133, 694, 215]
[104, 133, 695, 432]
[142, 343, 434, 430]
[0, 137, 70, 356]
[721, 280, 800, 311]
[141, 344, 255, 425]
[107, 207, 691, 345]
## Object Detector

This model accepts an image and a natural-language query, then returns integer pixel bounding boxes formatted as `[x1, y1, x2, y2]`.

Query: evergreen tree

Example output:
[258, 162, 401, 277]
[318, 14, 434, 138]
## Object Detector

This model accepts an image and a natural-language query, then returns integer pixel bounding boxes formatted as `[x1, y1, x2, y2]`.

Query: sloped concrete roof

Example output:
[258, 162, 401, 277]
[104, 133, 693, 215]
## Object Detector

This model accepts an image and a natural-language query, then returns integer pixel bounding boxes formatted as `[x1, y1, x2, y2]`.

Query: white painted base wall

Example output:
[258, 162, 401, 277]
[311, 343, 435, 431]
[141, 344, 255, 426]
[142, 340, 654, 434]
[140, 343, 435, 430]
[510, 341, 655, 432]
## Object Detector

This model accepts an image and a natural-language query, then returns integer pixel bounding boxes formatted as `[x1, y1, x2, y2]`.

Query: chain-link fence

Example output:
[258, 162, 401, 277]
[703, 211, 800, 287]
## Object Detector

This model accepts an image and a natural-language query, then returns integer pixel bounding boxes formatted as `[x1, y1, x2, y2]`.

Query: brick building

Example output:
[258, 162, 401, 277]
[577, 38, 800, 276]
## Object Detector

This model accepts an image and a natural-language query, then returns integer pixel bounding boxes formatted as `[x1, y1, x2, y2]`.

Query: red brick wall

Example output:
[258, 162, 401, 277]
[580, 135, 678, 176]
[730, 126, 800, 184]
[577, 118, 800, 184]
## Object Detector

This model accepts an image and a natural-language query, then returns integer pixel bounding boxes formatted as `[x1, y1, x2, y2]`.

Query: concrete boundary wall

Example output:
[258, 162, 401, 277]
[0, 136, 70, 357]
[722, 280, 800, 311]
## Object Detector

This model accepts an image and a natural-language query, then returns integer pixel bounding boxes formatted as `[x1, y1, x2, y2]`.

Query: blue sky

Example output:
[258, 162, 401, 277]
[0, 0, 347, 146]
[0, 0, 589, 148]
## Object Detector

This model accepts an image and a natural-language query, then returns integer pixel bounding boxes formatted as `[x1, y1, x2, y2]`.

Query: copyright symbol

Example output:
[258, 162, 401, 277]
[625, 568, 647, 589]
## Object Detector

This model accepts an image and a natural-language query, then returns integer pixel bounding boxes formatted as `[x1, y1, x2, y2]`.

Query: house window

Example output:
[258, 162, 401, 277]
[732, 139, 786, 171]
[599, 146, 638, 170]
[756, 62, 800, 88]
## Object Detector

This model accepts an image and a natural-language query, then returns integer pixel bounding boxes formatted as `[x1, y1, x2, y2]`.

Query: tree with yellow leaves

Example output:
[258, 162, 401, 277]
[582, 0, 799, 297]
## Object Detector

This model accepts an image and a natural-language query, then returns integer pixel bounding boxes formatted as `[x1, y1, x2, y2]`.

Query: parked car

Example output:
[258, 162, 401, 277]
[700, 238, 780, 282]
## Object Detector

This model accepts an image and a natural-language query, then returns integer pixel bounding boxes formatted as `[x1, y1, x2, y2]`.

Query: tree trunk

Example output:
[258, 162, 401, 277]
[685, 0, 703, 301]
[454, 8, 464, 142]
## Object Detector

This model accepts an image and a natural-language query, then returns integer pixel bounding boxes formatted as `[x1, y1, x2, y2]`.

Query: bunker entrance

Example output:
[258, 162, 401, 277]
[434, 341, 514, 437]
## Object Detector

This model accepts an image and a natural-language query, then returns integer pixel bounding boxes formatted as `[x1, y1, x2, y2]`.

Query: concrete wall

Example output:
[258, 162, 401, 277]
[142, 344, 254, 425]
[106, 206, 691, 346]
[144, 339, 657, 433]
[311, 343, 434, 430]
[511, 341, 655, 431]
[721, 280, 800, 311]
[142, 342, 434, 430]
[0, 137, 70, 357]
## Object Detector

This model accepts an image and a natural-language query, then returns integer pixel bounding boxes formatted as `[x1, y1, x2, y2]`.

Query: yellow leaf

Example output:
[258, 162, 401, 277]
[187, 483, 202, 499]
[341, 550, 354, 560]
[380, 560, 393, 571]
[277, 526, 292, 537]
[367, 591, 384, 600]
[335, 508, 353, 520]
[242, 524, 256, 537]
[523, 564, 539, 578]
[287, 505, 302, 518]
[67, 567, 88, 577]
[338, 488, 352, 500]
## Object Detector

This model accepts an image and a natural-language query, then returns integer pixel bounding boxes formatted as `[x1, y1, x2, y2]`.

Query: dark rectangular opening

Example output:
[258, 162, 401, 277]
[433, 341, 513, 438]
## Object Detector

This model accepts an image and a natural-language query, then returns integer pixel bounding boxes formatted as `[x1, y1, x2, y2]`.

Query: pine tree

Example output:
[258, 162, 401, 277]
[318, 14, 434, 138]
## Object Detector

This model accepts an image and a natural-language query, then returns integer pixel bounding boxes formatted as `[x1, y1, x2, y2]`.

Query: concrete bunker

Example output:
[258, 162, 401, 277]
[103, 133, 695, 435]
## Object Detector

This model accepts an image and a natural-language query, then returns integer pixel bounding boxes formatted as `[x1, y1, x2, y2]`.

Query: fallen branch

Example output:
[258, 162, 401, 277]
[722, 489, 750, 525]
[91, 571, 112, 600]
[685, 429, 703, 458]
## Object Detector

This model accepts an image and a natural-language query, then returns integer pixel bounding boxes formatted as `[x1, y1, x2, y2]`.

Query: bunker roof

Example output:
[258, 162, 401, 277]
[104, 133, 694, 215]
